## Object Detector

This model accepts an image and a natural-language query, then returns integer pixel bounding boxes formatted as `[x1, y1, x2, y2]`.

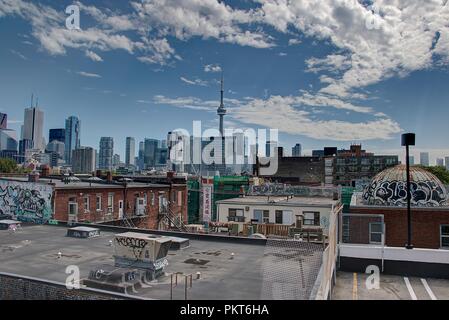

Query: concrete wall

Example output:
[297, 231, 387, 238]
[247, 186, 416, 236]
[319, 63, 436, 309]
[339, 244, 449, 279]
[0, 273, 141, 300]
[0, 179, 53, 223]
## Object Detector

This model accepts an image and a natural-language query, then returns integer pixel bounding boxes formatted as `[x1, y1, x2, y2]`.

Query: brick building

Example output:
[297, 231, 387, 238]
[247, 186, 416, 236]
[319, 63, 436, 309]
[348, 165, 449, 249]
[0, 175, 187, 231]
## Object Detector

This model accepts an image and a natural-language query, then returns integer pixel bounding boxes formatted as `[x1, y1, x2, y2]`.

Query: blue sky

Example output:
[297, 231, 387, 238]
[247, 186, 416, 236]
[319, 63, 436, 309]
[1, 0, 449, 163]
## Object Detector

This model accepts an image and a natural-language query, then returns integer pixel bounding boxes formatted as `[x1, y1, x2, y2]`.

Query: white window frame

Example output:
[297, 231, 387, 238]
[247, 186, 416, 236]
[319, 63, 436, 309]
[369, 222, 383, 244]
[303, 211, 320, 226]
[68, 197, 78, 216]
[83, 196, 90, 212]
[96, 195, 102, 211]
[441, 225, 449, 248]
[107, 193, 114, 214]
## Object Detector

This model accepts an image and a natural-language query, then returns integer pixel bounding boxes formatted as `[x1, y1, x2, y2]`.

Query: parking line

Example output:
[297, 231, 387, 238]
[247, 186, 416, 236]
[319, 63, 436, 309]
[421, 279, 437, 300]
[352, 273, 358, 300]
[404, 277, 418, 300]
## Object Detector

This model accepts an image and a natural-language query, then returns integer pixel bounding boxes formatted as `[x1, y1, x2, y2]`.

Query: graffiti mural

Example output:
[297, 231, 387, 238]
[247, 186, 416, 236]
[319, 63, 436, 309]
[363, 180, 448, 207]
[0, 180, 53, 223]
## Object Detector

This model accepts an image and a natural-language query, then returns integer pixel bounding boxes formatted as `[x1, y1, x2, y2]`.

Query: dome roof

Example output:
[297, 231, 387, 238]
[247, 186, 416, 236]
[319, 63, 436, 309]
[363, 165, 448, 207]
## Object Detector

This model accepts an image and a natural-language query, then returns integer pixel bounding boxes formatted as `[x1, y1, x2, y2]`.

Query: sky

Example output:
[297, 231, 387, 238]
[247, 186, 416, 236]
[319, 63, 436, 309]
[1, 0, 449, 164]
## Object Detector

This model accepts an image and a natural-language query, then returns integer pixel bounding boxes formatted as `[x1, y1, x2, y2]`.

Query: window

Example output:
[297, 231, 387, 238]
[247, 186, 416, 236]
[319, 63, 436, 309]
[107, 193, 114, 213]
[441, 225, 449, 248]
[96, 195, 102, 211]
[68, 197, 77, 215]
[83, 196, 90, 212]
[369, 223, 383, 244]
[303, 212, 320, 226]
[151, 193, 155, 206]
[228, 208, 245, 222]
[263, 210, 270, 223]
[275, 210, 283, 224]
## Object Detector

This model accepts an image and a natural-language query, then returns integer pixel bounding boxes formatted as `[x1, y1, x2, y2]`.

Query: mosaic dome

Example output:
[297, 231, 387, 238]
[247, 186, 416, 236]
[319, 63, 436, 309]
[363, 165, 448, 207]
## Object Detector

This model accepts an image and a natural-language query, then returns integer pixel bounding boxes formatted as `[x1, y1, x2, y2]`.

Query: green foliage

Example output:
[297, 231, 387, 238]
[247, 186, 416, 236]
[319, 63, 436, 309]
[418, 165, 449, 184]
[0, 158, 18, 173]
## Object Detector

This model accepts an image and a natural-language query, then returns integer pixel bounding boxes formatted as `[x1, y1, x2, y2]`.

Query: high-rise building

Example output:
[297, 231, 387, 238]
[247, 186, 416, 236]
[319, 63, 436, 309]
[49, 128, 65, 143]
[113, 154, 121, 168]
[22, 107, 44, 151]
[436, 158, 445, 167]
[138, 141, 145, 170]
[0, 113, 7, 129]
[99, 137, 114, 170]
[64, 116, 81, 164]
[72, 147, 96, 174]
[420, 152, 430, 166]
[125, 137, 135, 167]
[445, 157, 449, 171]
[292, 143, 302, 157]
[0, 129, 18, 151]
[144, 138, 158, 169]
[46, 140, 65, 159]
[266, 141, 277, 157]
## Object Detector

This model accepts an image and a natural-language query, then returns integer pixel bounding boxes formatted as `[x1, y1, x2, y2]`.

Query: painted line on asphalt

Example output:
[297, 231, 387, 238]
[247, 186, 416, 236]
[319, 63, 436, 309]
[421, 279, 437, 300]
[352, 273, 358, 300]
[404, 277, 418, 300]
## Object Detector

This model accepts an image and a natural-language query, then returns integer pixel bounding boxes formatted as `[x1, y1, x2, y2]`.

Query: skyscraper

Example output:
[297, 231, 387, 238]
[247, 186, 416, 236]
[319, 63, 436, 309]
[138, 141, 145, 170]
[49, 128, 65, 143]
[445, 157, 449, 171]
[436, 158, 445, 167]
[65, 116, 81, 164]
[0, 113, 7, 129]
[22, 106, 44, 151]
[72, 147, 96, 174]
[420, 152, 429, 166]
[144, 138, 158, 169]
[292, 143, 302, 157]
[125, 137, 135, 167]
[99, 137, 114, 170]
[0, 128, 18, 151]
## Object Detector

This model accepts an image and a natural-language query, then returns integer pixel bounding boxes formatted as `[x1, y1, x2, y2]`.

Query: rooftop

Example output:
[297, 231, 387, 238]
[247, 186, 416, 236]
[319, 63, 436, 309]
[0, 224, 324, 300]
[216, 195, 339, 208]
[0, 177, 170, 190]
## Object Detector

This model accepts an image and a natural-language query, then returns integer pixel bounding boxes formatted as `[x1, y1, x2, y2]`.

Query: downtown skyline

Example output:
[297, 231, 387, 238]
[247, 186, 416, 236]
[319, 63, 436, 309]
[1, 0, 449, 163]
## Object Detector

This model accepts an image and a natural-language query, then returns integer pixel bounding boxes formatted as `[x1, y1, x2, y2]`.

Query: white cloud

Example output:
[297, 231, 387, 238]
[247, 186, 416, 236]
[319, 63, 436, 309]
[204, 64, 222, 73]
[10, 49, 27, 60]
[85, 50, 103, 62]
[180, 76, 209, 86]
[76, 71, 102, 78]
[288, 38, 301, 46]
[278, 52, 287, 56]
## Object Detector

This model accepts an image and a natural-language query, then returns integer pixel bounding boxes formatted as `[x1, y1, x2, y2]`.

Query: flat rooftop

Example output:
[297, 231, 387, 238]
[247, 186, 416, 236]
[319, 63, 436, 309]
[217, 195, 339, 208]
[0, 224, 323, 300]
[0, 177, 170, 190]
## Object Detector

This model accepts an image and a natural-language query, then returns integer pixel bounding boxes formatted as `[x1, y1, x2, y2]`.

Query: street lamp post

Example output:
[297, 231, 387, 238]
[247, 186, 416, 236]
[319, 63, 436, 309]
[401, 133, 415, 250]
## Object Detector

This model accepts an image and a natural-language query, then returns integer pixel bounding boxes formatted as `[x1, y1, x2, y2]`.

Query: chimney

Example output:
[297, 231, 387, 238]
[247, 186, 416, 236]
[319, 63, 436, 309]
[28, 171, 40, 183]
[106, 171, 113, 183]
[40, 165, 50, 178]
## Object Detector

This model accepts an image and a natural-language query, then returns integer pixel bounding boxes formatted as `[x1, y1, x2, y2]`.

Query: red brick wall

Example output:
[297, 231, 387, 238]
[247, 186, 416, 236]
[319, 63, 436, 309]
[54, 188, 123, 223]
[54, 184, 188, 231]
[349, 206, 449, 249]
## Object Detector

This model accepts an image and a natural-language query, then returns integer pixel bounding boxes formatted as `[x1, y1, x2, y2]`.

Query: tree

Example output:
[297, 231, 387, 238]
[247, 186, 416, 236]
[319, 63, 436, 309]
[0, 158, 18, 173]
[419, 165, 449, 184]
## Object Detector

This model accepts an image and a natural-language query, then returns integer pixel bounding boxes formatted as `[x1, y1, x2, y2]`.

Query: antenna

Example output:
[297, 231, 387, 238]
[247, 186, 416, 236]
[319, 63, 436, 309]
[35, 96, 39, 108]
[30, 93, 34, 108]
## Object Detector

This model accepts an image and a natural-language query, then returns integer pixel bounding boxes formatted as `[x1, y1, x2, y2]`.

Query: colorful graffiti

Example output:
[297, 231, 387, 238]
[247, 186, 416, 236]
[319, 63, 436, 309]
[0, 180, 53, 223]
[363, 180, 448, 207]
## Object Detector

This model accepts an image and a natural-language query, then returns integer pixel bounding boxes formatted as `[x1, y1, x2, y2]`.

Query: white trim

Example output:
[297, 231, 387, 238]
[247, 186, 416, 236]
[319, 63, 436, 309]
[404, 277, 417, 300]
[421, 278, 437, 300]
[339, 244, 449, 264]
